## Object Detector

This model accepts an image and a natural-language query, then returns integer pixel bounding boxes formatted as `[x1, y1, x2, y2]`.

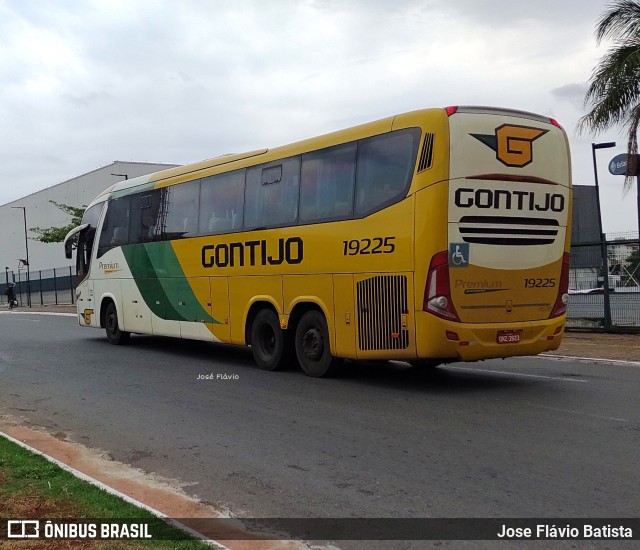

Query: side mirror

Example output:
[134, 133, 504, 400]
[63, 223, 89, 260]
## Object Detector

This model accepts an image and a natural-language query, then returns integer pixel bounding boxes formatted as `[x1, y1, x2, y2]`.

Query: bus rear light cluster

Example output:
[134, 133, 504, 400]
[542, 328, 563, 341]
[549, 118, 562, 129]
[423, 251, 460, 322]
[549, 252, 570, 318]
[446, 331, 472, 346]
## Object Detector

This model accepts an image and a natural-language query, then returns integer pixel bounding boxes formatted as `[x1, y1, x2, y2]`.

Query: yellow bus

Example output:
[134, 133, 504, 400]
[65, 106, 571, 377]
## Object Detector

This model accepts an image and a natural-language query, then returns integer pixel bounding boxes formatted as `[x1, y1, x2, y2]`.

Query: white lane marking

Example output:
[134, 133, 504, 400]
[542, 353, 640, 367]
[446, 365, 588, 383]
[527, 404, 628, 423]
[446, 366, 630, 423]
[0, 311, 76, 317]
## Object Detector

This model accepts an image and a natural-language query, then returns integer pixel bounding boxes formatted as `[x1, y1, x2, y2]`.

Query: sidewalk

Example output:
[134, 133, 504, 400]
[554, 331, 639, 362]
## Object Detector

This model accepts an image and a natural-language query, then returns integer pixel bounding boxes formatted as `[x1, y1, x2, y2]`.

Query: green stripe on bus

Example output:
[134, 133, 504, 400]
[122, 242, 217, 324]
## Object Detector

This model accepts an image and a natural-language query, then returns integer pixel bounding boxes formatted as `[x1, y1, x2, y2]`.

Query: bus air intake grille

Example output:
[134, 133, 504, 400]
[417, 133, 435, 172]
[356, 275, 409, 351]
[458, 215, 559, 246]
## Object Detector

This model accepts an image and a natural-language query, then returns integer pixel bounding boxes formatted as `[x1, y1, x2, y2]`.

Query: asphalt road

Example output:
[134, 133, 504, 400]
[1, 312, 639, 548]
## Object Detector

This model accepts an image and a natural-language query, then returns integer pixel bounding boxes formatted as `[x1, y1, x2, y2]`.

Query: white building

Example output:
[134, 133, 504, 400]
[1, 161, 177, 275]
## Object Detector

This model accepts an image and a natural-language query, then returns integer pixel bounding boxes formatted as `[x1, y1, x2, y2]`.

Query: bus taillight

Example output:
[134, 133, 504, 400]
[549, 252, 570, 318]
[423, 251, 460, 322]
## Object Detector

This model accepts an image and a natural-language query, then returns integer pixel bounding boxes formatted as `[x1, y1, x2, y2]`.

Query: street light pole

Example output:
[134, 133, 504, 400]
[636, 161, 640, 269]
[592, 142, 616, 237]
[591, 142, 616, 330]
[11, 206, 31, 307]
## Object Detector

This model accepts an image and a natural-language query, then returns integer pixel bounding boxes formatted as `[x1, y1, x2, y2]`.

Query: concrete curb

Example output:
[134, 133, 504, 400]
[0, 430, 229, 549]
[0, 311, 76, 317]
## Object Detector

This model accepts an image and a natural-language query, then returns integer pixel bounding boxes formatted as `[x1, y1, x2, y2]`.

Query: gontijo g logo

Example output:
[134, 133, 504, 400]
[471, 124, 548, 168]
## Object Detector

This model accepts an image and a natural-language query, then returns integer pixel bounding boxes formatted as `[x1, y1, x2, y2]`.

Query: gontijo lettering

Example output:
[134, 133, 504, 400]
[455, 188, 565, 212]
[202, 237, 303, 268]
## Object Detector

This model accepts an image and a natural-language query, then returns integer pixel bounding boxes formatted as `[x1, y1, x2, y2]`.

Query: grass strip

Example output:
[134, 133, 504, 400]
[0, 434, 210, 549]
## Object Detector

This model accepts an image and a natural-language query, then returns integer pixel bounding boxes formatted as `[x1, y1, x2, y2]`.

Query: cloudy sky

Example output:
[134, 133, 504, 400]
[0, 0, 637, 234]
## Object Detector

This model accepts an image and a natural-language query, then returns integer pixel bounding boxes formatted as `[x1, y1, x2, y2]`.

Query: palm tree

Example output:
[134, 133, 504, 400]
[579, 0, 640, 191]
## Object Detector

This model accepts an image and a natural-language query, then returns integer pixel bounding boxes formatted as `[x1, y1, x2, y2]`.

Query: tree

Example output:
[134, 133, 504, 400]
[579, 0, 640, 191]
[29, 201, 85, 244]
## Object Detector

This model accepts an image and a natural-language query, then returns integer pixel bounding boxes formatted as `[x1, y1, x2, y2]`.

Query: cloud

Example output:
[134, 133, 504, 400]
[551, 83, 588, 104]
[0, 0, 632, 233]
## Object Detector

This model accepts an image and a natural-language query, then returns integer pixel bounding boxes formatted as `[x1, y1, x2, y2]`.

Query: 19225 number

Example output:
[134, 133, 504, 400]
[524, 278, 556, 288]
[343, 236, 396, 256]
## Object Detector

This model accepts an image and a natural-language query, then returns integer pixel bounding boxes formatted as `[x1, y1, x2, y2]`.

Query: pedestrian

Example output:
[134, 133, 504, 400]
[5, 283, 17, 309]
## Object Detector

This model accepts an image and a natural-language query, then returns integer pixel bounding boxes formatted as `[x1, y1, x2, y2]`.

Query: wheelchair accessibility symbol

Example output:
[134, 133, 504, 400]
[449, 243, 469, 267]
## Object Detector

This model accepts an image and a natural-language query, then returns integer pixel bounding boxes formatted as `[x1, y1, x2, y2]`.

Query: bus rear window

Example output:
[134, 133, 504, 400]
[355, 128, 420, 216]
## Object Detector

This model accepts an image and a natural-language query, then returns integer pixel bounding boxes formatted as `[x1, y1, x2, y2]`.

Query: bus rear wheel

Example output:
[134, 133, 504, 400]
[250, 309, 293, 371]
[295, 310, 339, 378]
[105, 302, 130, 345]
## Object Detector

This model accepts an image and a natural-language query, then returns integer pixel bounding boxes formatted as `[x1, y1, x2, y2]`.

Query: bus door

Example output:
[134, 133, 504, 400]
[65, 222, 99, 326]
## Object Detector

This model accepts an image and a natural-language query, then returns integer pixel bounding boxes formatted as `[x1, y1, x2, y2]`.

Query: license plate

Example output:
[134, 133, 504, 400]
[497, 330, 521, 344]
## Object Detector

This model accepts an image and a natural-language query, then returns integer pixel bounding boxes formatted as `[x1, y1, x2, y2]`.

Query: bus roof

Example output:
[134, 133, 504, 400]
[87, 105, 561, 208]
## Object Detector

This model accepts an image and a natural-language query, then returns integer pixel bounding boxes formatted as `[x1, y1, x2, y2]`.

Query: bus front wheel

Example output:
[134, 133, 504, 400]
[250, 309, 293, 371]
[295, 310, 339, 378]
[105, 302, 130, 345]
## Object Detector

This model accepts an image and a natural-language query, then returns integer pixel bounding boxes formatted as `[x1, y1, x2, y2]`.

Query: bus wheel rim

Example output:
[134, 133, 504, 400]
[107, 313, 116, 334]
[302, 328, 323, 361]
[261, 325, 276, 355]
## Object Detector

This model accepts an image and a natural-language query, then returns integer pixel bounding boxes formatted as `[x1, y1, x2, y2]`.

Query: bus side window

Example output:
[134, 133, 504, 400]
[300, 142, 356, 223]
[162, 180, 200, 239]
[354, 128, 421, 217]
[97, 196, 131, 257]
[244, 156, 300, 230]
[130, 191, 162, 243]
[199, 169, 245, 235]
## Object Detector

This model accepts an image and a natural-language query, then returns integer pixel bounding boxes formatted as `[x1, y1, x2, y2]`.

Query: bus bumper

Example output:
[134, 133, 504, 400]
[414, 311, 566, 362]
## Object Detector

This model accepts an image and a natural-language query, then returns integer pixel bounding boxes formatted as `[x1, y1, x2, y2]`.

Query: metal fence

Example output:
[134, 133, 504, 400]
[1, 234, 638, 332]
[1, 266, 75, 307]
[568, 231, 640, 331]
